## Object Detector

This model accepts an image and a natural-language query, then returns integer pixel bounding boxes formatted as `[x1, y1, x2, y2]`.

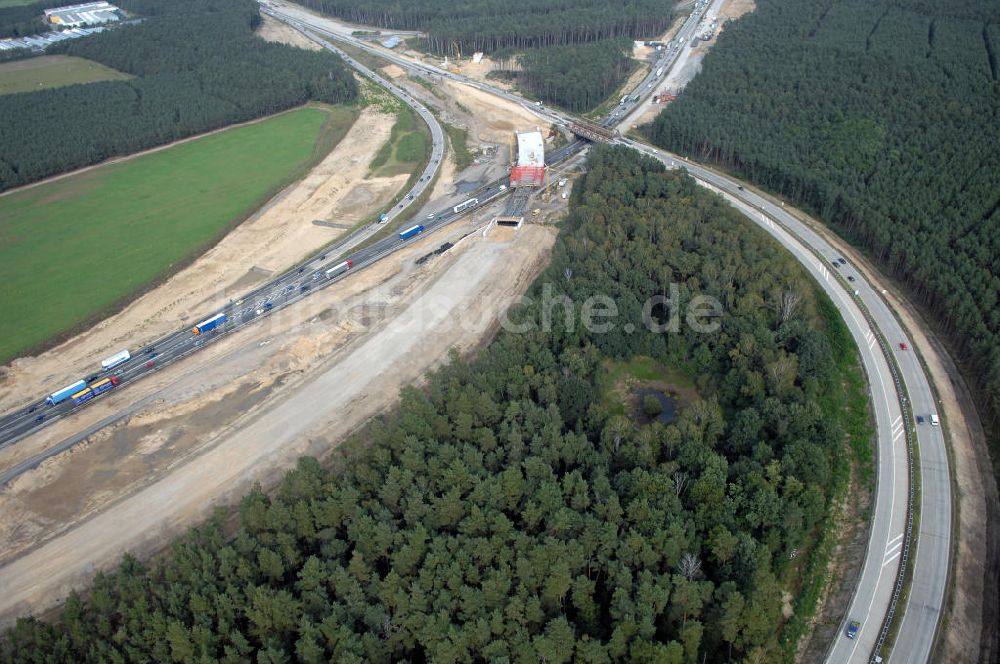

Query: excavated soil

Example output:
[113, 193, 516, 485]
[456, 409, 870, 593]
[0, 220, 557, 625]
[257, 14, 322, 51]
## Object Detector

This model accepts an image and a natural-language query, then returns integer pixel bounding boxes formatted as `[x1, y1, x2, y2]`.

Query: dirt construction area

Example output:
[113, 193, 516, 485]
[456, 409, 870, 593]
[257, 14, 322, 51]
[376, 65, 549, 203]
[0, 107, 400, 419]
[0, 215, 557, 624]
[624, 0, 757, 130]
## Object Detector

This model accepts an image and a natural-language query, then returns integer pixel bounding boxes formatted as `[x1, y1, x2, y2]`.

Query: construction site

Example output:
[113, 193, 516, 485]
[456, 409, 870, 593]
[0, 0, 752, 635]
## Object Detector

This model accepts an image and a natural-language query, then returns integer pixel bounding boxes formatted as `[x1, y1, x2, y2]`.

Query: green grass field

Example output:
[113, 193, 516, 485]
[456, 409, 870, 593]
[0, 105, 359, 363]
[369, 105, 429, 177]
[443, 122, 474, 170]
[597, 356, 699, 417]
[0, 55, 131, 95]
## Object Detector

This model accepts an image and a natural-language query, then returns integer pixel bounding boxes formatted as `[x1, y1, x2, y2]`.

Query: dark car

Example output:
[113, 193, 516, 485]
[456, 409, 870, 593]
[846, 620, 860, 639]
[27, 406, 36, 414]
[145, 360, 156, 369]
[737, 184, 744, 191]
[144, 346, 155, 354]
[86, 373, 99, 382]
[298, 267, 305, 273]
[832, 260, 840, 267]
[916, 415, 925, 424]
[847, 275, 856, 282]
[35, 415, 44, 423]
[300, 284, 311, 293]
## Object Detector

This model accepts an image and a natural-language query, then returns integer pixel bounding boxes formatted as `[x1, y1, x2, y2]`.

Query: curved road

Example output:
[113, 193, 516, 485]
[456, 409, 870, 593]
[619, 140, 949, 664]
[0, 4, 950, 662]
[267, 8, 950, 661]
[0, 22, 449, 451]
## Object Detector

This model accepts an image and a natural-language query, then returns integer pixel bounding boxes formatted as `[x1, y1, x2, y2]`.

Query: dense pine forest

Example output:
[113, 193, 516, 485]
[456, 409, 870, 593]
[3, 147, 860, 662]
[648, 0, 1000, 447]
[297, 0, 672, 55]
[0, 0, 357, 192]
[297, 0, 671, 111]
[507, 40, 634, 113]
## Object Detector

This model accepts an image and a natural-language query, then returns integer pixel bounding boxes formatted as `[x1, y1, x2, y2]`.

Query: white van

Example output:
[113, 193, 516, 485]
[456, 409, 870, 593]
[930, 414, 939, 426]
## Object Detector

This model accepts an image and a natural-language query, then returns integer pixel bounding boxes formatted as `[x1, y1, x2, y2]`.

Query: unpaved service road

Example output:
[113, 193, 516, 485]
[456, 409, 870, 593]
[0, 223, 556, 626]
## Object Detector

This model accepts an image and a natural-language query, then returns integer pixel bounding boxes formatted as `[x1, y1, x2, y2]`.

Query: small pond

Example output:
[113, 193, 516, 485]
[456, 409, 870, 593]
[635, 388, 679, 424]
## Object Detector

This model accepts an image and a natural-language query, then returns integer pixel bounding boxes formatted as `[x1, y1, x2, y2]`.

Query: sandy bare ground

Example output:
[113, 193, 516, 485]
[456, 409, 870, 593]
[0, 220, 430, 563]
[443, 80, 542, 144]
[373, 66, 546, 205]
[626, 40, 708, 129]
[257, 14, 322, 51]
[427, 143, 458, 201]
[0, 107, 402, 420]
[434, 53, 523, 95]
[717, 0, 756, 27]
[0, 219, 557, 625]
[624, 0, 757, 130]
[381, 63, 406, 78]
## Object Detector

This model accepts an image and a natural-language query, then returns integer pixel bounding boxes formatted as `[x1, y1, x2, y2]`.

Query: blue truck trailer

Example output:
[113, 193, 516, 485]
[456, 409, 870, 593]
[192, 312, 227, 336]
[71, 388, 94, 405]
[46, 379, 87, 406]
[399, 224, 425, 240]
[89, 376, 120, 396]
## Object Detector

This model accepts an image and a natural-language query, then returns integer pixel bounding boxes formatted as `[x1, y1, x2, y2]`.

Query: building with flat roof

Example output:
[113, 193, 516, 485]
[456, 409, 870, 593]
[0, 24, 106, 52]
[45, 2, 121, 27]
[510, 130, 545, 188]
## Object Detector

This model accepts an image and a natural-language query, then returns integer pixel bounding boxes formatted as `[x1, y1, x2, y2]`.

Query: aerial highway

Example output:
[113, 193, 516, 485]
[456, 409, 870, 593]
[264, 6, 949, 661]
[0, 3, 950, 661]
[0, 26, 437, 451]
[0, 132, 579, 476]
[262, 0, 711, 134]
[621, 139, 949, 664]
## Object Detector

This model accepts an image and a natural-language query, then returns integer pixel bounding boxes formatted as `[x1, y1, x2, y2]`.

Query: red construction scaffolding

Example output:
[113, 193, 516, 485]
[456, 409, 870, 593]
[509, 165, 546, 188]
[510, 130, 545, 188]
